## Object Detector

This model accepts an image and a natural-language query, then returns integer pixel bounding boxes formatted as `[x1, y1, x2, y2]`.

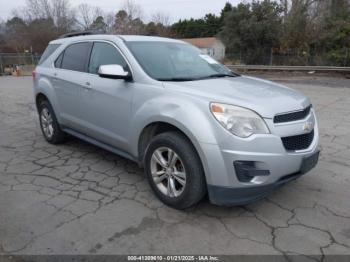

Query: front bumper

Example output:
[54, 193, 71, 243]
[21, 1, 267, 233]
[200, 109, 320, 206]
[208, 150, 319, 206]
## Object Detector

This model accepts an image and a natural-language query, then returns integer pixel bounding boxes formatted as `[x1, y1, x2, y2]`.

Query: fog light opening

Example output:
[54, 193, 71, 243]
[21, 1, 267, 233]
[234, 161, 270, 183]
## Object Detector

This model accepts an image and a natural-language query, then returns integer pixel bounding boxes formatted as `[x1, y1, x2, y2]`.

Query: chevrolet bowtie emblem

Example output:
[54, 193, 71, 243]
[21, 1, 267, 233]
[303, 121, 314, 132]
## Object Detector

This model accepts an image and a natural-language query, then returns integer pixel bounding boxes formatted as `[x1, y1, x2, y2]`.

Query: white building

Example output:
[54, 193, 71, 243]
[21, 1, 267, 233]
[181, 37, 226, 61]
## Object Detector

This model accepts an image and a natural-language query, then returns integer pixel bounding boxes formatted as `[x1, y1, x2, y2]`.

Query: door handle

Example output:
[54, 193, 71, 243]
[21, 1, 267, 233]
[52, 75, 58, 82]
[83, 82, 92, 90]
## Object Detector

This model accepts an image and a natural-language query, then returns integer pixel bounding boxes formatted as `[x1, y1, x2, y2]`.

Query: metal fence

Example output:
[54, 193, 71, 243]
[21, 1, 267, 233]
[226, 65, 350, 73]
[0, 53, 41, 75]
[226, 50, 350, 67]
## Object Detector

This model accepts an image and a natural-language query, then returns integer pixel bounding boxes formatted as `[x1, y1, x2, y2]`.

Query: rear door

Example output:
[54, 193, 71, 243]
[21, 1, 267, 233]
[79, 41, 134, 150]
[53, 42, 92, 131]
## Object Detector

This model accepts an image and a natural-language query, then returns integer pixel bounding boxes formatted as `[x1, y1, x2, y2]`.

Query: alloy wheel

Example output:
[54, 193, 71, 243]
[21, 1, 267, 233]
[40, 107, 54, 139]
[150, 147, 187, 198]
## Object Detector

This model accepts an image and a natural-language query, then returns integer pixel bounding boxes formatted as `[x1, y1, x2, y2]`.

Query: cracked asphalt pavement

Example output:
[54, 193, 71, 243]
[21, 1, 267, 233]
[0, 75, 350, 258]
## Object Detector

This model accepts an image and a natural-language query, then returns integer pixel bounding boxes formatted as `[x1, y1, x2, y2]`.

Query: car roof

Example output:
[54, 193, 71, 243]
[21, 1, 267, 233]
[119, 35, 183, 43]
[50, 34, 184, 45]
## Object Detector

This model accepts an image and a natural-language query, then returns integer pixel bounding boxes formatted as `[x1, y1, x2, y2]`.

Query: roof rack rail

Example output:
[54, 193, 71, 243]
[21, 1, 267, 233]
[59, 30, 105, 39]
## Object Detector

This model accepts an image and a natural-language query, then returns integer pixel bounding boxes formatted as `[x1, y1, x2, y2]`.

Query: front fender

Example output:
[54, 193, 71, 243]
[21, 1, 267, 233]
[129, 94, 219, 160]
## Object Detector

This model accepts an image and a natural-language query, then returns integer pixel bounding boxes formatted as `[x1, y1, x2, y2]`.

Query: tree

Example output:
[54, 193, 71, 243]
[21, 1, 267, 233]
[145, 22, 158, 36]
[219, 3, 251, 53]
[281, 0, 310, 53]
[151, 12, 171, 27]
[220, 2, 233, 24]
[221, 2, 233, 16]
[112, 0, 145, 34]
[146, 12, 171, 36]
[0, 21, 6, 52]
[113, 10, 129, 34]
[171, 16, 221, 38]
[171, 2, 233, 38]
[5, 17, 29, 52]
[317, 0, 350, 65]
[75, 3, 103, 30]
[203, 14, 221, 36]
[14, 0, 75, 32]
[90, 16, 107, 32]
[28, 17, 57, 53]
[104, 12, 115, 33]
[4, 0, 76, 53]
[129, 17, 145, 34]
[220, 0, 283, 64]
[122, 0, 143, 21]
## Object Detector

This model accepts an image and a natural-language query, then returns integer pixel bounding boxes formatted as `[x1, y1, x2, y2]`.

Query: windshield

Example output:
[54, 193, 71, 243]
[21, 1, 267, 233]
[126, 41, 238, 81]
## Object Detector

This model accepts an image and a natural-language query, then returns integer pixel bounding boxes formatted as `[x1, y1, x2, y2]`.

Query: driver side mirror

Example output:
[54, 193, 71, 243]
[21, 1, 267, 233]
[98, 64, 132, 81]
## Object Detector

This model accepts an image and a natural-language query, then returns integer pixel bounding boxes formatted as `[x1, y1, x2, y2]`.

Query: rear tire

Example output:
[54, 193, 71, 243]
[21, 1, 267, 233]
[38, 100, 66, 144]
[144, 132, 206, 209]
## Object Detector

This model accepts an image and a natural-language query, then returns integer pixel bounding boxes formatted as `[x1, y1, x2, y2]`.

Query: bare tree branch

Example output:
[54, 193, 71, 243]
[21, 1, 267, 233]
[122, 0, 143, 20]
[151, 12, 171, 26]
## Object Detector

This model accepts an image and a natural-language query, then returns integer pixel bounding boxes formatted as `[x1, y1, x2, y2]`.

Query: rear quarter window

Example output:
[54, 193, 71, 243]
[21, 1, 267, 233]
[55, 52, 64, 68]
[38, 44, 61, 65]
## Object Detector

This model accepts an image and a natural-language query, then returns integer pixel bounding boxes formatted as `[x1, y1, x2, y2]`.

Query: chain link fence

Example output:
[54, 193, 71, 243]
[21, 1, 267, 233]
[226, 48, 350, 67]
[0, 53, 41, 75]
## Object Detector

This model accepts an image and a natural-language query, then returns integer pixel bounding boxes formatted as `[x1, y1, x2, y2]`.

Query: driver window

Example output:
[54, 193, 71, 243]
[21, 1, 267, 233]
[88, 42, 128, 74]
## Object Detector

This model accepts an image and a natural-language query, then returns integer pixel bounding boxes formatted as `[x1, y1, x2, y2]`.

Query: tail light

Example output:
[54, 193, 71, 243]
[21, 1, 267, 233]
[32, 70, 36, 82]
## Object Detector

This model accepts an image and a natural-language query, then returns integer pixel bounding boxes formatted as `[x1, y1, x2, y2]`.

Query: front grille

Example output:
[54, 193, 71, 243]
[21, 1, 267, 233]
[281, 130, 314, 151]
[274, 105, 311, 123]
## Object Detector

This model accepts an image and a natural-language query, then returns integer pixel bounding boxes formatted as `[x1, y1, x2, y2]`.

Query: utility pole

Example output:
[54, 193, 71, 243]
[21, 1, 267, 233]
[30, 46, 34, 65]
[344, 48, 348, 67]
[0, 54, 3, 75]
[270, 48, 273, 65]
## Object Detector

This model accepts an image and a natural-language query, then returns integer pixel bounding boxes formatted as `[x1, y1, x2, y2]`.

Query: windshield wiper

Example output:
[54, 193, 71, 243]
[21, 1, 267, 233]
[158, 77, 197, 82]
[201, 73, 237, 79]
[158, 73, 239, 82]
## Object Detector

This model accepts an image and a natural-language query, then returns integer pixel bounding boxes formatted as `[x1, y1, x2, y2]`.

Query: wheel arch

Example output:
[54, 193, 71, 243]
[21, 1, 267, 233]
[34, 76, 61, 123]
[138, 121, 191, 164]
[35, 92, 49, 111]
[136, 120, 211, 184]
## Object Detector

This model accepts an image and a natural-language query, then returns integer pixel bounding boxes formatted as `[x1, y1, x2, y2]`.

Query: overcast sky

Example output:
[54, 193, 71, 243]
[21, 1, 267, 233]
[0, 0, 239, 23]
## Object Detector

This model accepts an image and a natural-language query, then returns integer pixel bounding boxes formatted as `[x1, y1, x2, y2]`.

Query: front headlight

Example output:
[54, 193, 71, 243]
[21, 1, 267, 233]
[210, 103, 270, 138]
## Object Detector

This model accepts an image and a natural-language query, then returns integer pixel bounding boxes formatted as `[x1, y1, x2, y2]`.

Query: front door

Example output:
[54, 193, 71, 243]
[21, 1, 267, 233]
[79, 41, 134, 151]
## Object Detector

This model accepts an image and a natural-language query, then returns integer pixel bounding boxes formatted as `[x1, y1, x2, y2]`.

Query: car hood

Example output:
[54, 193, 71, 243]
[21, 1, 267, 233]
[163, 75, 310, 119]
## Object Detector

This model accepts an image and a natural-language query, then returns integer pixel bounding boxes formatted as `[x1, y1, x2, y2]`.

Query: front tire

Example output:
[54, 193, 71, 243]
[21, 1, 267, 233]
[38, 100, 66, 144]
[144, 132, 206, 209]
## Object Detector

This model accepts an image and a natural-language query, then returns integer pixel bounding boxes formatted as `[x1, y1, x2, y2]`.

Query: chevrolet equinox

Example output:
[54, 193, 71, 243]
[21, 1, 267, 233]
[33, 33, 320, 209]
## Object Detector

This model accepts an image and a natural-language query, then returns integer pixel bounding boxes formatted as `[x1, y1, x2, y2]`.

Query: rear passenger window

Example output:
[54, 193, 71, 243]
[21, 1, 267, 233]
[61, 42, 91, 72]
[88, 42, 128, 74]
[38, 44, 61, 65]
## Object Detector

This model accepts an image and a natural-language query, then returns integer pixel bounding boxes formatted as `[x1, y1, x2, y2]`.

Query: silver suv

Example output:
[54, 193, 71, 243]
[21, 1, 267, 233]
[33, 33, 319, 209]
